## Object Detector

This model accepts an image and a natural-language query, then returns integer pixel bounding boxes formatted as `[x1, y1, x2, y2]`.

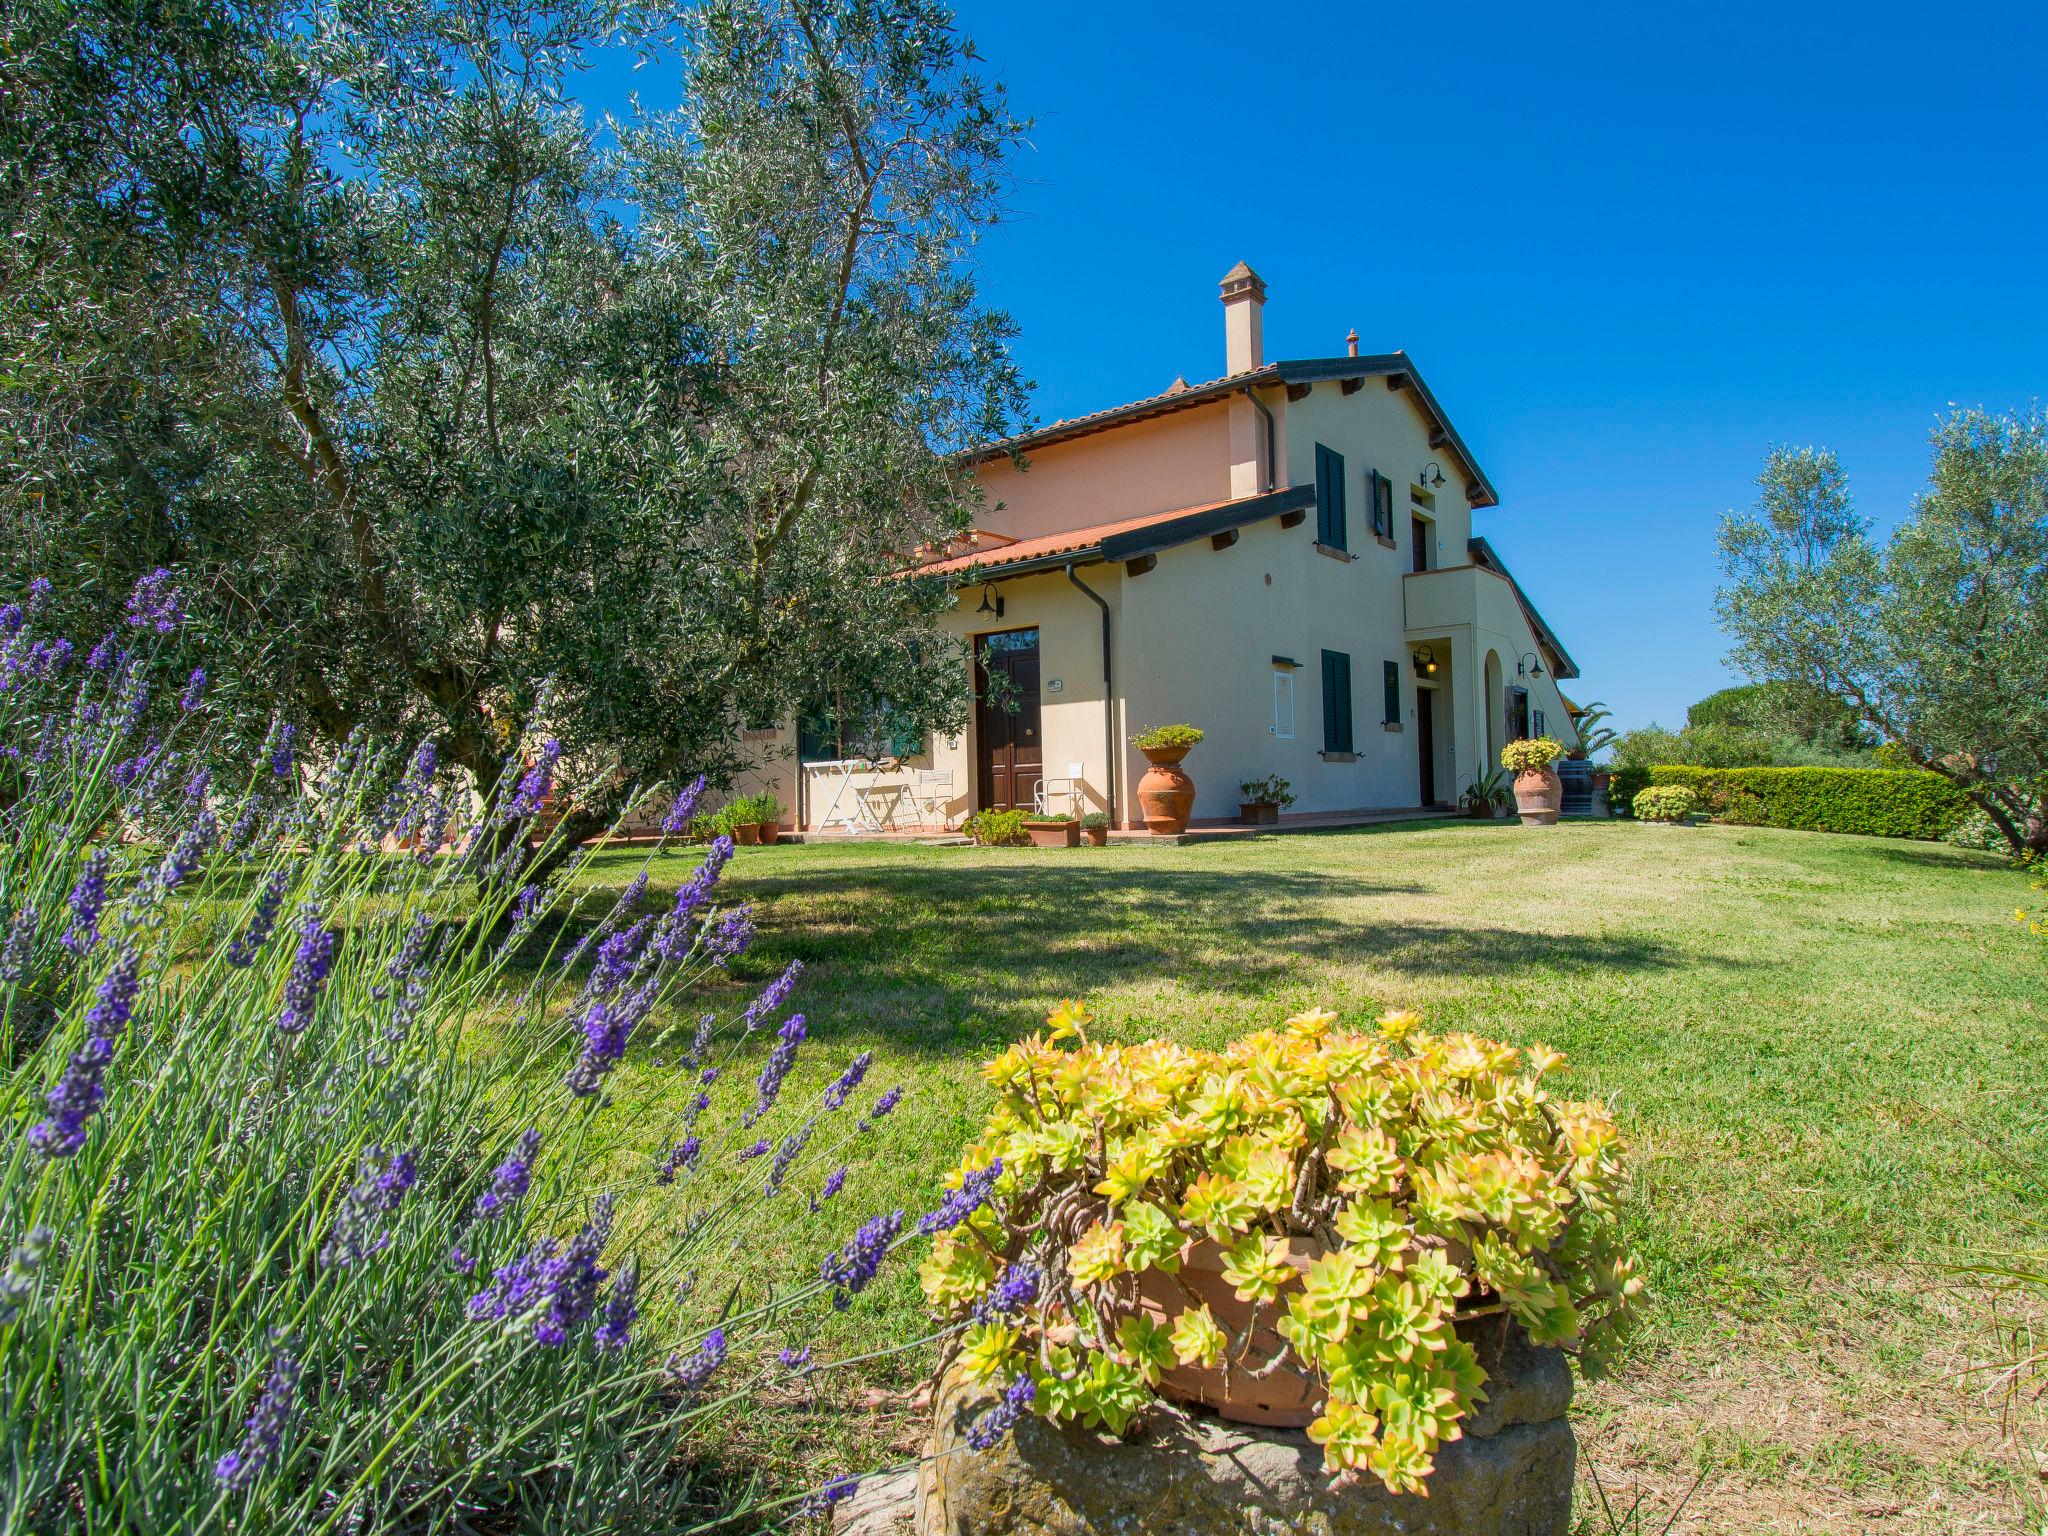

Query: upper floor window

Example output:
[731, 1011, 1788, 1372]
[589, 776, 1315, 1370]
[1314, 443, 1347, 552]
[1368, 469, 1395, 540]
[1410, 513, 1432, 573]
[1321, 649, 1354, 754]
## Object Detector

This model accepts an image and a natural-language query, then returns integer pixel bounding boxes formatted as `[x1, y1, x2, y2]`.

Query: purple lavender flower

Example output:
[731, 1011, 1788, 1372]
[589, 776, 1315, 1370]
[222, 804, 261, 855]
[530, 1195, 614, 1347]
[320, 1146, 418, 1268]
[447, 1244, 477, 1276]
[652, 1136, 701, 1185]
[59, 850, 110, 955]
[0, 904, 35, 983]
[736, 1137, 770, 1161]
[183, 765, 211, 802]
[0, 602, 20, 638]
[154, 809, 217, 894]
[214, 1347, 303, 1490]
[668, 1326, 727, 1397]
[744, 1013, 806, 1126]
[705, 903, 754, 965]
[508, 739, 560, 820]
[823, 1051, 872, 1111]
[800, 1475, 862, 1517]
[810, 1165, 848, 1212]
[766, 1116, 816, 1194]
[111, 743, 160, 790]
[268, 723, 296, 780]
[124, 568, 183, 633]
[917, 1158, 1003, 1237]
[967, 1374, 1036, 1451]
[563, 980, 656, 1098]
[653, 837, 733, 959]
[28, 945, 140, 1159]
[179, 667, 206, 712]
[821, 1209, 903, 1310]
[468, 1240, 555, 1324]
[84, 631, 120, 672]
[973, 1261, 1042, 1323]
[276, 908, 337, 1035]
[586, 917, 651, 999]
[0, 1226, 53, 1324]
[778, 1344, 813, 1373]
[474, 1129, 540, 1221]
[859, 1085, 904, 1132]
[385, 911, 435, 985]
[226, 870, 287, 967]
[740, 959, 803, 1034]
[661, 775, 708, 835]
[594, 1260, 638, 1351]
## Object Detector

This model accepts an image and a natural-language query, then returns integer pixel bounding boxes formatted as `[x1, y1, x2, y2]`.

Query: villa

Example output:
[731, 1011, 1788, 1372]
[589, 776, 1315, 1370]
[752, 264, 1584, 833]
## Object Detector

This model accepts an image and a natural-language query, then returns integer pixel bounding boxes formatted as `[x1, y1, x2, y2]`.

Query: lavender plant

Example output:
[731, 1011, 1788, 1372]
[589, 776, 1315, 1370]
[0, 577, 955, 1533]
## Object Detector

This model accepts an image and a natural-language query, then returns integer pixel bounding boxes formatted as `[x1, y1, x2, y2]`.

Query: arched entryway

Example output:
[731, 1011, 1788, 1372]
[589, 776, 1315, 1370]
[1484, 650, 1505, 766]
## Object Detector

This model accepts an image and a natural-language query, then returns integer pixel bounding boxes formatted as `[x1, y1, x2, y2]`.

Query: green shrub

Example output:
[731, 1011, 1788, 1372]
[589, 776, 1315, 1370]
[1238, 774, 1295, 808]
[1500, 736, 1563, 774]
[1643, 766, 1969, 840]
[963, 808, 1028, 846]
[1130, 724, 1203, 751]
[1079, 812, 1109, 830]
[1632, 785, 1699, 823]
[1606, 762, 1649, 815]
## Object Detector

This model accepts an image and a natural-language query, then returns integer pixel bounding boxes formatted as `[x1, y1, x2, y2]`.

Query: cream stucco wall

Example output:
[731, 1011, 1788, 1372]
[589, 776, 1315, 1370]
[971, 403, 1235, 540]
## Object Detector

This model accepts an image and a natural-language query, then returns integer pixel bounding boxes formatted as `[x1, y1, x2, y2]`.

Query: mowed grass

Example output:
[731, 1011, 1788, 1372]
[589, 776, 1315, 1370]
[551, 819, 2041, 1532]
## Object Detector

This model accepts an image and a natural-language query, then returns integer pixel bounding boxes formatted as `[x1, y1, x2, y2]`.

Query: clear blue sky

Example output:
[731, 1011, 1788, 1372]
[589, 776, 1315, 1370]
[593, 2, 2048, 732]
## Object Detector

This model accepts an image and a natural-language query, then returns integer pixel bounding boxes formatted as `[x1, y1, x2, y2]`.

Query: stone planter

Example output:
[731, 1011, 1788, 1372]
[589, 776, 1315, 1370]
[1136, 746, 1196, 836]
[1512, 769, 1562, 826]
[1023, 818, 1080, 849]
[907, 1320, 1574, 1536]
[1238, 801, 1281, 827]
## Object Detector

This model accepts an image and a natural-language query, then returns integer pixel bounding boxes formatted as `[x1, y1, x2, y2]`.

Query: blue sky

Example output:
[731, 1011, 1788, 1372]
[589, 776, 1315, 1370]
[593, 2, 2047, 732]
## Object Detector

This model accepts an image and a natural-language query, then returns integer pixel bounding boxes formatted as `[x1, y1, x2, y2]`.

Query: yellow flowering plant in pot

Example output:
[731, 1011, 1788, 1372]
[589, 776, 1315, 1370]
[921, 1002, 1643, 1496]
[1499, 736, 1566, 825]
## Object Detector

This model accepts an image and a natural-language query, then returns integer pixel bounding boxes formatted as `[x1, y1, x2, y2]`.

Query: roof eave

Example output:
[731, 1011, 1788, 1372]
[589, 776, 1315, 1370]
[1466, 536, 1580, 679]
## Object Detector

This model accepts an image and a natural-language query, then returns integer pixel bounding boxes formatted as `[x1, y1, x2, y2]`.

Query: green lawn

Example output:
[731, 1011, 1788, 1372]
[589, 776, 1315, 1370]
[565, 820, 2042, 1533]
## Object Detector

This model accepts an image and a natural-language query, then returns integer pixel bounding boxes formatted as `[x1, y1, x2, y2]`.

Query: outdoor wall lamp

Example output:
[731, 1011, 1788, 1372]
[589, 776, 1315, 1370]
[1517, 651, 1543, 677]
[975, 583, 1005, 619]
[1412, 645, 1437, 676]
[1419, 461, 1446, 489]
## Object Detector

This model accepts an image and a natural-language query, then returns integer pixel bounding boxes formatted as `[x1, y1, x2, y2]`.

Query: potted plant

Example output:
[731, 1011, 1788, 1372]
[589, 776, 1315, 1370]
[1131, 724, 1203, 835]
[1500, 736, 1565, 826]
[724, 799, 760, 846]
[1023, 809, 1081, 849]
[1237, 774, 1294, 827]
[1080, 811, 1110, 847]
[1458, 766, 1512, 819]
[920, 1002, 1641, 1494]
[963, 808, 1029, 847]
[1631, 785, 1699, 825]
[751, 794, 785, 844]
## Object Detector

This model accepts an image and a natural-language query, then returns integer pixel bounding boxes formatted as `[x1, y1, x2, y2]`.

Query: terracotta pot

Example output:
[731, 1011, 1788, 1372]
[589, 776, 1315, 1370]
[1513, 768, 1562, 826]
[1023, 819, 1080, 849]
[1238, 801, 1280, 827]
[1129, 1237, 1322, 1426]
[731, 822, 761, 846]
[1082, 824, 1109, 847]
[1137, 746, 1196, 835]
[754, 821, 780, 845]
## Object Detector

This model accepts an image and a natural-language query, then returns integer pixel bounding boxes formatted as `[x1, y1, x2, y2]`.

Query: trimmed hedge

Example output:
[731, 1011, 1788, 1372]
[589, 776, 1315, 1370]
[1614, 765, 1970, 841]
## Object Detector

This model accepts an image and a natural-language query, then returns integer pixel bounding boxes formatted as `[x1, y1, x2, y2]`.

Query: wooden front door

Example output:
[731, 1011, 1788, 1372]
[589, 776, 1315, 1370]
[975, 629, 1042, 810]
[1416, 686, 1437, 805]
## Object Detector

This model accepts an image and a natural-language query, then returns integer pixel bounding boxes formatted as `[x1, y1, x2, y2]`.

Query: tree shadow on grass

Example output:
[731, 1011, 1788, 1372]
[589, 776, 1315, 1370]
[628, 858, 1725, 1055]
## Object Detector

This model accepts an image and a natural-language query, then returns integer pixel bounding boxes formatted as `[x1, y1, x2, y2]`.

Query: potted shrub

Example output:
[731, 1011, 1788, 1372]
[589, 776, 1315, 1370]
[921, 1002, 1641, 1493]
[1500, 736, 1565, 826]
[1632, 784, 1699, 825]
[725, 799, 760, 846]
[1237, 774, 1294, 827]
[1023, 810, 1081, 849]
[751, 794, 785, 844]
[1131, 724, 1203, 835]
[1458, 767, 1513, 820]
[1080, 811, 1110, 847]
[964, 808, 1029, 847]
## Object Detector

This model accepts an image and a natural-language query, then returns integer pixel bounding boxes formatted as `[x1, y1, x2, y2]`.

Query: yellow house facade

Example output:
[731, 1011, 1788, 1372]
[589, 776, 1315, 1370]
[894, 263, 1582, 831]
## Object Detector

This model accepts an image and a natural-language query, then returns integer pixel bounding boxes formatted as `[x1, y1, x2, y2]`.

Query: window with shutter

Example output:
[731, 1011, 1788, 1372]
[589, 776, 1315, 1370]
[1321, 649, 1354, 754]
[1365, 469, 1393, 539]
[1314, 444, 1347, 551]
[1383, 659, 1401, 725]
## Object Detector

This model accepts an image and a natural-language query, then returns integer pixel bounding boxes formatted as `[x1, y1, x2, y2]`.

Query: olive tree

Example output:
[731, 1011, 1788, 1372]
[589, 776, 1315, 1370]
[1716, 411, 2048, 855]
[0, 0, 1026, 849]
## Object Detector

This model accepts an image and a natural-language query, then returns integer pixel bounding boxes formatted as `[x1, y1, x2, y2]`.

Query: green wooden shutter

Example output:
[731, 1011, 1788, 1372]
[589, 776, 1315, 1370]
[1322, 649, 1353, 753]
[1315, 444, 1346, 549]
[1383, 659, 1401, 725]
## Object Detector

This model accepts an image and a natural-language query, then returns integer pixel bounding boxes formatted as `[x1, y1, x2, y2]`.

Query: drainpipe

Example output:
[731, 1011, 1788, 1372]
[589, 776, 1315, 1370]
[1065, 561, 1117, 829]
[1244, 386, 1277, 493]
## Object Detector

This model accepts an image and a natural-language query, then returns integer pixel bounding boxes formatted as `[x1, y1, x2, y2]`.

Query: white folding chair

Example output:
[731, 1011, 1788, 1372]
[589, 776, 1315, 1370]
[1034, 762, 1086, 817]
[912, 767, 955, 829]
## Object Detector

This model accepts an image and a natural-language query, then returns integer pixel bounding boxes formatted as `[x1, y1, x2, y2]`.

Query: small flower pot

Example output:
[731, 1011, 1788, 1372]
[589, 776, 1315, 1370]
[1082, 824, 1109, 847]
[731, 822, 761, 846]
[1023, 819, 1080, 849]
[1238, 801, 1280, 827]
[753, 821, 781, 845]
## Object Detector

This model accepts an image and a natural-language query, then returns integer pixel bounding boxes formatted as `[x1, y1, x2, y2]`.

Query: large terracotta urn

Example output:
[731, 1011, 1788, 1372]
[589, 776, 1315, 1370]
[1513, 768, 1562, 826]
[1130, 1236, 1321, 1425]
[1136, 746, 1196, 835]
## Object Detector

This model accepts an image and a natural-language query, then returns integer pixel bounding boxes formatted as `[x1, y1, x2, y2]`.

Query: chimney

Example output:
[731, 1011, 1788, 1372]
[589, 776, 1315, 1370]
[1346, 328, 1359, 358]
[1219, 261, 1266, 375]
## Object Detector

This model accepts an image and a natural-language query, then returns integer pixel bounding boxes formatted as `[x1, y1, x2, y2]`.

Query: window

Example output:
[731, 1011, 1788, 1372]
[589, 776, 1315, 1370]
[1314, 443, 1347, 551]
[1320, 649, 1354, 754]
[1368, 468, 1394, 540]
[1382, 659, 1401, 725]
[1410, 514, 1431, 573]
[1272, 668, 1296, 740]
[1533, 707, 1546, 737]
